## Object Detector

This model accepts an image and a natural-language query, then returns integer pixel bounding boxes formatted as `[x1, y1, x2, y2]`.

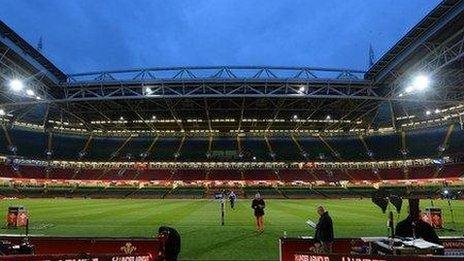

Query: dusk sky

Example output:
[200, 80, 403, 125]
[1, 0, 441, 74]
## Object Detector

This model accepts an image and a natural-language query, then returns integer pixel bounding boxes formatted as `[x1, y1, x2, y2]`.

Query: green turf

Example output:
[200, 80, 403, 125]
[0, 198, 462, 260]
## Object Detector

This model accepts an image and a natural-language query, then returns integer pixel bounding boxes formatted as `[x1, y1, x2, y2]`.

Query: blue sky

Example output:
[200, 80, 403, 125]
[1, 0, 440, 74]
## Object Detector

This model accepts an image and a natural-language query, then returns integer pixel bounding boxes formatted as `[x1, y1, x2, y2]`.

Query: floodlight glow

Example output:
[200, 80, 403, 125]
[405, 86, 414, 93]
[444, 189, 449, 195]
[8, 79, 24, 92]
[293, 114, 298, 119]
[0, 109, 5, 116]
[412, 75, 430, 91]
[425, 110, 431, 116]
[26, 89, 35, 96]
[326, 115, 331, 120]
[434, 109, 440, 114]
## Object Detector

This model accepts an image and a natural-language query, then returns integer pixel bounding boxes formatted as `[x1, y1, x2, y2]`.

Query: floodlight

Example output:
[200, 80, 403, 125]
[293, 114, 298, 120]
[0, 109, 5, 116]
[411, 75, 430, 91]
[434, 109, 440, 114]
[8, 79, 24, 92]
[326, 115, 331, 120]
[26, 89, 35, 96]
[405, 86, 414, 93]
[425, 110, 431, 116]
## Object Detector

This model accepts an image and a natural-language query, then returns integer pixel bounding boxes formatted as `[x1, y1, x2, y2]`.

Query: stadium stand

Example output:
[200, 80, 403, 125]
[0, 159, 462, 199]
[1, 125, 463, 164]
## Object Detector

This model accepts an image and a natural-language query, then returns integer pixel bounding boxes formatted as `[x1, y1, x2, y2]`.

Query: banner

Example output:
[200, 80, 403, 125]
[0, 253, 153, 261]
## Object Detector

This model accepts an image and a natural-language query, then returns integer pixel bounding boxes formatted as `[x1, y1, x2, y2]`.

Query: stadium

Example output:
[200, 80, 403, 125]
[0, 0, 463, 260]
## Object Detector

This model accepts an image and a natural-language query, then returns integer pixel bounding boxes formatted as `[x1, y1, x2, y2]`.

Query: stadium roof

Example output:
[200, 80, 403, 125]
[0, 1, 463, 136]
[0, 21, 66, 84]
[366, 0, 464, 83]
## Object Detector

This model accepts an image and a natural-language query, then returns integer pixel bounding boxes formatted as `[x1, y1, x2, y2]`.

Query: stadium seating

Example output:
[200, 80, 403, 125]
[278, 169, 315, 182]
[298, 136, 334, 160]
[268, 137, 303, 161]
[10, 128, 48, 159]
[152, 137, 182, 161]
[136, 169, 172, 181]
[118, 137, 152, 160]
[181, 138, 208, 160]
[243, 169, 279, 180]
[241, 137, 271, 161]
[324, 136, 368, 161]
[406, 127, 446, 158]
[363, 133, 402, 160]
[172, 169, 206, 180]
[1, 125, 463, 162]
[208, 169, 242, 180]
[1, 163, 462, 184]
[52, 133, 88, 160]
[377, 168, 405, 180]
[0, 124, 462, 200]
[447, 126, 464, 156]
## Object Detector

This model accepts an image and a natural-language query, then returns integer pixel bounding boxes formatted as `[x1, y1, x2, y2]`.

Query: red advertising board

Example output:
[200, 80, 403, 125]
[280, 237, 464, 261]
[292, 253, 463, 261]
[0, 235, 163, 259]
[0, 253, 153, 261]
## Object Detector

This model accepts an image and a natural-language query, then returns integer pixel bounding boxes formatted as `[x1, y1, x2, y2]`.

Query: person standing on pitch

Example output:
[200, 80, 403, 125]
[251, 193, 265, 233]
[229, 191, 237, 209]
[314, 206, 334, 253]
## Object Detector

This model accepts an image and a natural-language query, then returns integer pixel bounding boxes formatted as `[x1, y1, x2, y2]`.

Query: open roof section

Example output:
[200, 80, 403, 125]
[365, 0, 464, 84]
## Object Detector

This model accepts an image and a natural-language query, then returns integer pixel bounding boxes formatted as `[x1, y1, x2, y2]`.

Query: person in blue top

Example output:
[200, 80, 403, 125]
[229, 191, 237, 209]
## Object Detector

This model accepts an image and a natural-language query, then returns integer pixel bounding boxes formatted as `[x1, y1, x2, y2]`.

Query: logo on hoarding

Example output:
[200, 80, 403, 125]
[443, 241, 464, 248]
[294, 254, 387, 261]
[111, 255, 151, 261]
[120, 242, 137, 254]
[294, 254, 330, 261]
[340, 258, 386, 261]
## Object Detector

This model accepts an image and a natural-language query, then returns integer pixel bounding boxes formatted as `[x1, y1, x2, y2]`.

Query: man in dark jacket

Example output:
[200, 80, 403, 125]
[158, 226, 181, 261]
[314, 206, 334, 253]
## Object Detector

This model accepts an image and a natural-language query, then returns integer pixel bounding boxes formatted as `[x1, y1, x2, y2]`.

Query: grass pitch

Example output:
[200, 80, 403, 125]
[0, 198, 462, 260]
